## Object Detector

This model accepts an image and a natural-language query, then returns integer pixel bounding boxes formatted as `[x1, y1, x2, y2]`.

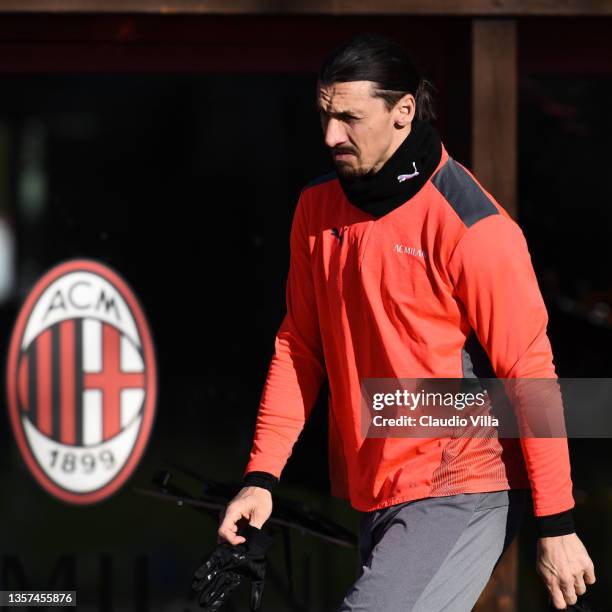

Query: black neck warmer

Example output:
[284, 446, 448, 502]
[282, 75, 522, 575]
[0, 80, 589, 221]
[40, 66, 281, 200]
[337, 119, 442, 218]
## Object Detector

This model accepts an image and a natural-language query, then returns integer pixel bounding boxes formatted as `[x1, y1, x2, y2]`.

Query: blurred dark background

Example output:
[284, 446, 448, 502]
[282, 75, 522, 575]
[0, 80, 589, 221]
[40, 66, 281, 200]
[0, 13, 610, 612]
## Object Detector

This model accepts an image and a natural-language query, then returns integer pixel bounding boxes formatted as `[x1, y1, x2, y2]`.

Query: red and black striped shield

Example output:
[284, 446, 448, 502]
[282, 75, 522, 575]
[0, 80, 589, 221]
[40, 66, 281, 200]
[6, 259, 157, 504]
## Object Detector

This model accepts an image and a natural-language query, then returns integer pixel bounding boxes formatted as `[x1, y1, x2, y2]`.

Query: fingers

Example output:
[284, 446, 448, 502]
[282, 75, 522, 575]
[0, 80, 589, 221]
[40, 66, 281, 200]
[218, 504, 248, 545]
[250, 578, 265, 611]
[544, 571, 577, 609]
[217, 488, 273, 544]
[583, 562, 596, 585]
[548, 583, 568, 610]
[569, 554, 596, 601]
[546, 568, 595, 609]
[248, 512, 267, 529]
[574, 573, 587, 597]
[537, 534, 597, 610]
[199, 570, 240, 609]
[558, 573, 578, 607]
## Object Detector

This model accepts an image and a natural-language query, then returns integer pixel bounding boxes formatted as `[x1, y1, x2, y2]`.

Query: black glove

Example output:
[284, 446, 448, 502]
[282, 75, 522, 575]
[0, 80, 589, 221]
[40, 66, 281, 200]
[192, 524, 274, 611]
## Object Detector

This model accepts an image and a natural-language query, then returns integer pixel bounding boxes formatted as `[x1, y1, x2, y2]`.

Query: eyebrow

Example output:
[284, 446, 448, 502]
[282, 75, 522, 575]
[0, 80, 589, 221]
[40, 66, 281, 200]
[314, 100, 363, 119]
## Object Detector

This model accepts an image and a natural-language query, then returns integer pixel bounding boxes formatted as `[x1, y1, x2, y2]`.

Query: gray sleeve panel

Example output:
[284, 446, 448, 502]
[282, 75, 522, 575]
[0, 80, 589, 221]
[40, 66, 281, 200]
[301, 170, 337, 193]
[431, 159, 499, 228]
[461, 332, 496, 398]
[461, 332, 496, 379]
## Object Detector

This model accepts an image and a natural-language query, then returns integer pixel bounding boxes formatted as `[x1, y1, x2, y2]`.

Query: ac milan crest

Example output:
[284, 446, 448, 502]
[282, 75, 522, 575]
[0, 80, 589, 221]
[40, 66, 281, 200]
[6, 259, 157, 504]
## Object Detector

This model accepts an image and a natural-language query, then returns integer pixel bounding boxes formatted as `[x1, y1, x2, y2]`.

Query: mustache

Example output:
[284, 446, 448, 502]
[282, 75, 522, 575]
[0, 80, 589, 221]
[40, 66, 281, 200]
[332, 147, 358, 155]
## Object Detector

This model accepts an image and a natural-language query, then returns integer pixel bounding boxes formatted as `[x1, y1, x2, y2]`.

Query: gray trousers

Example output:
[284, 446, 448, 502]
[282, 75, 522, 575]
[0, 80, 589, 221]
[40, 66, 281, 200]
[340, 489, 529, 612]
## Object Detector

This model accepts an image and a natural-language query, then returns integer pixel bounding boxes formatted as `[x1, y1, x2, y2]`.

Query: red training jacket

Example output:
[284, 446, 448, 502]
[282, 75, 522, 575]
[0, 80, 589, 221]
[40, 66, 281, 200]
[244, 143, 574, 517]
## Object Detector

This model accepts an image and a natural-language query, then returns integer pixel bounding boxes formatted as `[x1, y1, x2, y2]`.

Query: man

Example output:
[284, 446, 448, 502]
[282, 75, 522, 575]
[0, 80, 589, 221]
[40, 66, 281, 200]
[218, 34, 595, 610]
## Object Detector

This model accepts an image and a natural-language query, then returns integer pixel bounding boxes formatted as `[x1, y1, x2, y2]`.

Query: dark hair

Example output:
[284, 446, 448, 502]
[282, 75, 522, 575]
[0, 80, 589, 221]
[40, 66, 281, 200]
[318, 33, 436, 122]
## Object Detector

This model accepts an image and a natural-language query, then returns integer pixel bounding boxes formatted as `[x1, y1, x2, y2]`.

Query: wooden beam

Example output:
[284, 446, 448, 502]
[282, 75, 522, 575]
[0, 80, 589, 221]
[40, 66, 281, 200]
[2, 0, 612, 15]
[471, 18, 517, 218]
[472, 19, 518, 607]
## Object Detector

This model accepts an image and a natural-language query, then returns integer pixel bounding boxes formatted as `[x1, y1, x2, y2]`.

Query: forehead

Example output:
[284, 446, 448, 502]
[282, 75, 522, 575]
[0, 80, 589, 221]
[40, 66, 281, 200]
[317, 81, 375, 111]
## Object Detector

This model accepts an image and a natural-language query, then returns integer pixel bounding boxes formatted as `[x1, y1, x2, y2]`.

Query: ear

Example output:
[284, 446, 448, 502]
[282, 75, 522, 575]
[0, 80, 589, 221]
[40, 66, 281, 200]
[393, 93, 416, 128]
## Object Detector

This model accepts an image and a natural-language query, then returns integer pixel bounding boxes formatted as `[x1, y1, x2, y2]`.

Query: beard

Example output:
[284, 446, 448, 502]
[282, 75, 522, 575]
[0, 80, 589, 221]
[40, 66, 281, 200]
[335, 162, 362, 180]
[332, 149, 367, 181]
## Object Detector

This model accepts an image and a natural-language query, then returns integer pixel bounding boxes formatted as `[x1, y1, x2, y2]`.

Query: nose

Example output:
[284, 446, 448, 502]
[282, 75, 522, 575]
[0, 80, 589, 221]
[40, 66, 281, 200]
[323, 117, 347, 149]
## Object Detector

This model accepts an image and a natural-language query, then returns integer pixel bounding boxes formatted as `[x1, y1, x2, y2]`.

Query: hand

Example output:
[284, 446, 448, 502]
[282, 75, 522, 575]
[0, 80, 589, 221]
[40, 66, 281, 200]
[217, 486, 273, 545]
[536, 533, 596, 609]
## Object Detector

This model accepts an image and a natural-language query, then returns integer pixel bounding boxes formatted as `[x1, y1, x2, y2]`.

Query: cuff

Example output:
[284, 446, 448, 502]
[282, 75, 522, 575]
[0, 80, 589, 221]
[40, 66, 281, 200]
[535, 508, 576, 537]
[243, 471, 279, 493]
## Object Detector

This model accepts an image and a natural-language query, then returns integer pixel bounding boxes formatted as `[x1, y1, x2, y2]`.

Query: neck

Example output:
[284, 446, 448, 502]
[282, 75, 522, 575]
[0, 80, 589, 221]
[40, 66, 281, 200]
[372, 123, 413, 174]
[336, 119, 443, 218]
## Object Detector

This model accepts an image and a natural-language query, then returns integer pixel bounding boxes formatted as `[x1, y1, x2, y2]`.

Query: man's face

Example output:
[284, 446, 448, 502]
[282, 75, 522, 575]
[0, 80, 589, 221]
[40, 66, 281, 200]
[317, 80, 403, 179]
